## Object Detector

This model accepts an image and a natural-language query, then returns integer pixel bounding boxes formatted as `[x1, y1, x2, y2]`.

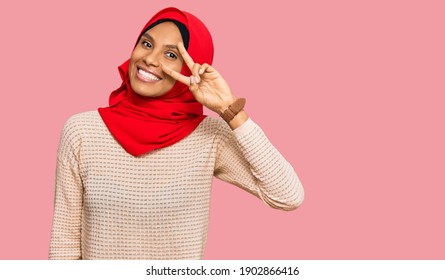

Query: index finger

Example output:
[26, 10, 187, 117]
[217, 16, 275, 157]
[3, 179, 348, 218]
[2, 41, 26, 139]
[161, 63, 192, 86]
[177, 41, 195, 71]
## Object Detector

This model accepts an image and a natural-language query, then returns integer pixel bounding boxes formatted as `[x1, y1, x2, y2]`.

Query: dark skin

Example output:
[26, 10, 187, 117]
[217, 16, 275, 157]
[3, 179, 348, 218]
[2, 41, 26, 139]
[161, 41, 249, 130]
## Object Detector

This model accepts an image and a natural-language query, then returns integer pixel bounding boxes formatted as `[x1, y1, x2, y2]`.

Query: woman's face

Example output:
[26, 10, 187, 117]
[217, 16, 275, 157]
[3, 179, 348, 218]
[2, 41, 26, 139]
[129, 22, 184, 97]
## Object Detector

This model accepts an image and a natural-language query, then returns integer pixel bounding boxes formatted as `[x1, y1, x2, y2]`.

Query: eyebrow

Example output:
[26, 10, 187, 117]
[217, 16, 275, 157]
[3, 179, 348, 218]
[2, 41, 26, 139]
[141, 33, 179, 50]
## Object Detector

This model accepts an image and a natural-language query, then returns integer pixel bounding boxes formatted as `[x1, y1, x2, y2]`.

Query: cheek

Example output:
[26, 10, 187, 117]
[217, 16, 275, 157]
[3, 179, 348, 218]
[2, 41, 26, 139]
[129, 47, 143, 66]
[165, 75, 178, 88]
[174, 60, 184, 72]
[129, 54, 138, 76]
[164, 61, 184, 86]
[128, 60, 135, 75]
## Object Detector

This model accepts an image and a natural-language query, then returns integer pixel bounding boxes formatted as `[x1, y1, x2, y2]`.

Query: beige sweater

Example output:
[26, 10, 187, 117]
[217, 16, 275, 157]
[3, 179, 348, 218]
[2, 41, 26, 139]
[49, 111, 304, 259]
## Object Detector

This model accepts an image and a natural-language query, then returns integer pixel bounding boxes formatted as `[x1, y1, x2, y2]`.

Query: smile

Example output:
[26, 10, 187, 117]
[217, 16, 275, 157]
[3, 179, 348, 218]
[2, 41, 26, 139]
[137, 67, 161, 82]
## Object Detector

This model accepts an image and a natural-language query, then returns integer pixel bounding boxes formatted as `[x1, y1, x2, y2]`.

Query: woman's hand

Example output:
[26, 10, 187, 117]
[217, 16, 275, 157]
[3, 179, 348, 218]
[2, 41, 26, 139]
[160, 42, 236, 115]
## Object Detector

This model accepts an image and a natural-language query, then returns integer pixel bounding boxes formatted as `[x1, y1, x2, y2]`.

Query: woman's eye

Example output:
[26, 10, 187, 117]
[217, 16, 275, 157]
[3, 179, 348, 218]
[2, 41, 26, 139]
[142, 41, 152, 48]
[166, 52, 177, 59]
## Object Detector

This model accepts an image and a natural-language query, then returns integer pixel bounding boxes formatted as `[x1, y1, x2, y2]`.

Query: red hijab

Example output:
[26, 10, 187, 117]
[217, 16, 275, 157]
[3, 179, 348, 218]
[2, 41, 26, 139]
[98, 7, 214, 156]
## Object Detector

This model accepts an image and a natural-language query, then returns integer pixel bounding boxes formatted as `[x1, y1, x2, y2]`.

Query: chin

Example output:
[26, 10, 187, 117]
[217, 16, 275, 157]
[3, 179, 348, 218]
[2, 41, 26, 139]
[133, 89, 163, 97]
[129, 81, 160, 97]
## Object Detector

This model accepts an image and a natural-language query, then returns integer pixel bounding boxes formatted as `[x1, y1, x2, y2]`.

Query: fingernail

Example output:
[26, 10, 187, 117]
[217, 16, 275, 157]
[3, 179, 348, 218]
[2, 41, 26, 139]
[199, 69, 204, 75]
[196, 76, 200, 83]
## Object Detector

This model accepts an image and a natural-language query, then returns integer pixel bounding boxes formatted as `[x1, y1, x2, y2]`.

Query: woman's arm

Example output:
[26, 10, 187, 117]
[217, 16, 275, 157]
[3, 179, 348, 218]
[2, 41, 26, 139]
[162, 42, 304, 209]
[49, 117, 83, 260]
[214, 117, 304, 211]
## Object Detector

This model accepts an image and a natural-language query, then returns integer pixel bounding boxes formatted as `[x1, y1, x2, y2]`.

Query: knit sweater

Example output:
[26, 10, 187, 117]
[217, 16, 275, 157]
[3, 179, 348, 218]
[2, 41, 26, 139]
[49, 110, 304, 259]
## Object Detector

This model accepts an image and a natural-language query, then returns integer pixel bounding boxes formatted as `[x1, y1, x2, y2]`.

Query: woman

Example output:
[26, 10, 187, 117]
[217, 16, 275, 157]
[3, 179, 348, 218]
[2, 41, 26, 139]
[49, 7, 304, 260]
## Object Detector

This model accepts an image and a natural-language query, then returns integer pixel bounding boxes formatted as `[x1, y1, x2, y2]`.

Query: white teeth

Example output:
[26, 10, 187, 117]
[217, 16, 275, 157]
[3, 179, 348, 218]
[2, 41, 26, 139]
[138, 69, 160, 81]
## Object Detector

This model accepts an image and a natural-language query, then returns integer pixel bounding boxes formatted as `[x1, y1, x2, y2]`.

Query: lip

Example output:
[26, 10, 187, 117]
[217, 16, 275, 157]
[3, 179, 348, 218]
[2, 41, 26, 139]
[136, 65, 163, 83]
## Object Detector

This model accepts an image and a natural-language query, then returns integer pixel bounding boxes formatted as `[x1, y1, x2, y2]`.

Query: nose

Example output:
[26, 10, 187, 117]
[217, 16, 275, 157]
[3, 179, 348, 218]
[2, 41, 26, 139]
[143, 50, 161, 67]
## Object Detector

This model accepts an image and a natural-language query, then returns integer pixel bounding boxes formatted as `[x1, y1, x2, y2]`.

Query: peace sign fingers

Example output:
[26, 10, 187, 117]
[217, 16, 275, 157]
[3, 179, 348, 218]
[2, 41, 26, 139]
[160, 41, 200, 86]
[178, 41, 205, 85]
[161, 42, 237, 114]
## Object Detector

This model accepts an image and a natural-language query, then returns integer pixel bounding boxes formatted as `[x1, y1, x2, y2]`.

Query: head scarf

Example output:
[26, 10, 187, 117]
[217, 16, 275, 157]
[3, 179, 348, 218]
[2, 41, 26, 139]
[98, 7, 214, 156]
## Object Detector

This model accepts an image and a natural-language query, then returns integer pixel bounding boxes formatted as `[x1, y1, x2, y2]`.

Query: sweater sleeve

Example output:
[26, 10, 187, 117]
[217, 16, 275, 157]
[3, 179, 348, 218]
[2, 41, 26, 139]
[49, 116, 83, 260]
[214, 118, 304, 211]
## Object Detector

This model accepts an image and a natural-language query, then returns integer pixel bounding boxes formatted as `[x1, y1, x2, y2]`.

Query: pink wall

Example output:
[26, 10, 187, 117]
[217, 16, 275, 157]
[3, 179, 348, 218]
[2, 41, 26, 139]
[0, 0, 444, 259]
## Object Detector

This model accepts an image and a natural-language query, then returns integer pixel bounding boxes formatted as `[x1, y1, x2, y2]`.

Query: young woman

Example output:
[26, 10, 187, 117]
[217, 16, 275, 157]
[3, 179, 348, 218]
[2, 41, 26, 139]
[49, 7, 304, 260]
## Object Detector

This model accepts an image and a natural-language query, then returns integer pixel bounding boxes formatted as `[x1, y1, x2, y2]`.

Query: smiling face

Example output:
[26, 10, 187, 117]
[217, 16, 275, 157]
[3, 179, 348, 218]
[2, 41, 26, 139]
[129, 22, 184, 97]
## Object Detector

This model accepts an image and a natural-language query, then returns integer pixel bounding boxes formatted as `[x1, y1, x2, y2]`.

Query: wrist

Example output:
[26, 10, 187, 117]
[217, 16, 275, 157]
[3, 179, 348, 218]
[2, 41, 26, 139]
[219, 98, 246, 123]
[228, 110, 249, 130]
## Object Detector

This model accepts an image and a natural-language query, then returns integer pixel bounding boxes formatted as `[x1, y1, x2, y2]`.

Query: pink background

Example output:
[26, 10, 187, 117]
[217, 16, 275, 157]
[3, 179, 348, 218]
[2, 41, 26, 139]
[0, 0, 444, 259]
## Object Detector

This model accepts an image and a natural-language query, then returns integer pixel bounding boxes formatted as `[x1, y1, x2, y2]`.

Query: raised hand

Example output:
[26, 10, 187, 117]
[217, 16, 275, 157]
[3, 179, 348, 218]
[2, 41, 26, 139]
[160, 42, 236, 114]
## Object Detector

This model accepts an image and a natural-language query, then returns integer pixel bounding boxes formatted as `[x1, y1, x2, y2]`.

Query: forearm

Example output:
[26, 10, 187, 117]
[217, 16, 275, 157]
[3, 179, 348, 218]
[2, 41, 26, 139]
[215, 118, 304, 211]
[228, 110, 249, 130]
[234, 119, 304, 210]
